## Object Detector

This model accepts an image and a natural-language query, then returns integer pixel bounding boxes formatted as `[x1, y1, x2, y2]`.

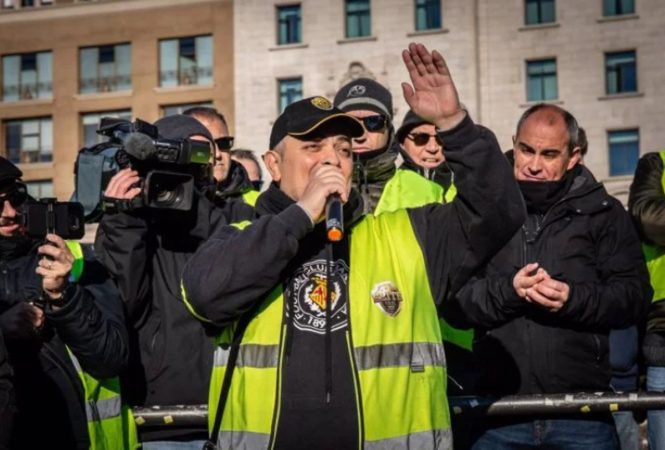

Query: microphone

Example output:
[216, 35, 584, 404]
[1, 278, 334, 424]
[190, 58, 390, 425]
[123, 132, 157, 161]
[326, 195, 344, 242]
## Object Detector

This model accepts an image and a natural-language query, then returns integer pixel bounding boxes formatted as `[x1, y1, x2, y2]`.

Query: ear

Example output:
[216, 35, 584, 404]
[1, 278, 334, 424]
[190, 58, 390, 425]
[512, 135, 517, 147]
[264, 150, 282, 183]
[567, 147, 581, 170]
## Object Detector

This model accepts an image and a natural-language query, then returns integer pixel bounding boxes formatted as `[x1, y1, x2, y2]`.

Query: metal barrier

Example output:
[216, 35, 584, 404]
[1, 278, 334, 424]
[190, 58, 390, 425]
[131, 392, 665, 428]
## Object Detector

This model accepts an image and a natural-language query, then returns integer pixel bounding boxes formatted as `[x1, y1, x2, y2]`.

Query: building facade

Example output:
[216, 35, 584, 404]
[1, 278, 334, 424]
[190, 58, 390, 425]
[234, 0, 665, 204]
[1, 0, 663, 204]
[0, 0, 233, 199]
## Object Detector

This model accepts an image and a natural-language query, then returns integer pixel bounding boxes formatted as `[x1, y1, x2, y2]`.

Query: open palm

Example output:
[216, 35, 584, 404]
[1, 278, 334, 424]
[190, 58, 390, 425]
[401, 43, 464, 130]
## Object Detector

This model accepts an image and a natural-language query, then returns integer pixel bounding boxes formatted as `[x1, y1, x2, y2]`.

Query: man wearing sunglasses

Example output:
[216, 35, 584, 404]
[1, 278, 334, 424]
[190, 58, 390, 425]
[183, 107, 257, 206]
[0, 156, 133, 449]
[334, 78, 399, 214]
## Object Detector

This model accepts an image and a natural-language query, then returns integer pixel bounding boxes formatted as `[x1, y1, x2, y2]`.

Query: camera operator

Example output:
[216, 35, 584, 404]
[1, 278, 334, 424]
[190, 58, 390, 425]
[0, 157, 133, 449]
[95, 114, 253, 448]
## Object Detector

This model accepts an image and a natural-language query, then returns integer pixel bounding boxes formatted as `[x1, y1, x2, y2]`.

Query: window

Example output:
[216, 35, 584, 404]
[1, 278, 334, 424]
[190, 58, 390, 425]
[346, 0, 371, 38]
[4, 117, 52, 164]
[605, 50, 637, 95]
[81, 110, 132, 148]
[525, 0, 555, 25]
[2, 51, 52, 102]
[161, 102, 214, 117]
[159, 35, 213, 87]
[603, 0, 634, 16]
[526, 59, 557, 101]
[278, 78, 302, 113]
[415, 0, 441, 30]
[2, 0, 14, 9]
[608, 129, 639, 176]
[25, 180, 53, 198]
[277, 5, 301, 45]
[79, 43, 131, 94]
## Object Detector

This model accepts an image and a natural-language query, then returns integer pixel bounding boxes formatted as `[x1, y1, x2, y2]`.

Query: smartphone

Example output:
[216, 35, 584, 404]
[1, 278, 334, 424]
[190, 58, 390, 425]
[21, 199, 85, 240]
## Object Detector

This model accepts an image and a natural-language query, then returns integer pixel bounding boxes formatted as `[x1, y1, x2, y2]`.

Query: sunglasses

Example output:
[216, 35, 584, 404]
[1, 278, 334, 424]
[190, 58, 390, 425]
[214, 136, 235, 151]
[407, 132, 444, 147]
[360, 115, 388, 133]
[0, 183, 28, 208]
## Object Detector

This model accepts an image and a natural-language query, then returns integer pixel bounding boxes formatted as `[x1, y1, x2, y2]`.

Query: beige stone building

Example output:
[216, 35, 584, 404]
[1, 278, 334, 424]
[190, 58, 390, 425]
[0, 0, 233, 200]
[234, 0, 665, 204]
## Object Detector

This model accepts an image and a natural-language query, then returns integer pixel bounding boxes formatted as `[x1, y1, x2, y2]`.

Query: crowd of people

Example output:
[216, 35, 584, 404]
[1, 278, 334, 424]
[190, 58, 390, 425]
[0, 42, 663, 450]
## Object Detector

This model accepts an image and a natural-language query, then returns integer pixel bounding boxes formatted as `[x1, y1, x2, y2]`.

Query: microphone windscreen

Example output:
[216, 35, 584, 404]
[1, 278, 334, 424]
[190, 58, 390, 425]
[124, 133, 156, 160]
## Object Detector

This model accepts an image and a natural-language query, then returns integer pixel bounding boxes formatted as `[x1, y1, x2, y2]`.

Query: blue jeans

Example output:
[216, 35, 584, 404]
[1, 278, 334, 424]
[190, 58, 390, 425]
[142, 440, 208, 450]
[612, 411, 639, 450]
[471, 418, 619, 450]
[648, 366, 665, 450]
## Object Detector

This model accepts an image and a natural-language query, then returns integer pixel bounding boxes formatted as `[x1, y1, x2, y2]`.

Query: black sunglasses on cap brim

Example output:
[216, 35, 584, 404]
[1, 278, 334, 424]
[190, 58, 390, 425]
[360, 115, 388, 133]
[407, 132, 444, 147]
[214, 136, 235, 151]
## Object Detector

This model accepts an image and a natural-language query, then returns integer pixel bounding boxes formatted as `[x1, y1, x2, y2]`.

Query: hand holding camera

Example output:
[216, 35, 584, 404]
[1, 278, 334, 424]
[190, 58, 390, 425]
[36, 233, 75, 302]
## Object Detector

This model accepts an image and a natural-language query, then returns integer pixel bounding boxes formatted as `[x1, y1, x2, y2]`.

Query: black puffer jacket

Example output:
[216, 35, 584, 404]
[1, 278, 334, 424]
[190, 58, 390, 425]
[95, 192, 253, 442]
[0, 327, 14, 450]
[448, 165, 651, 395]
[0, 238, 128, 449]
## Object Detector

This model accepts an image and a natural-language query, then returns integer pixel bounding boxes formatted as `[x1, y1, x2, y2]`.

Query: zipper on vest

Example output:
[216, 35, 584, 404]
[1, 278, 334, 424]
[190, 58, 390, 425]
[345, 331, 365, 450]
[267, 323, 288, 450]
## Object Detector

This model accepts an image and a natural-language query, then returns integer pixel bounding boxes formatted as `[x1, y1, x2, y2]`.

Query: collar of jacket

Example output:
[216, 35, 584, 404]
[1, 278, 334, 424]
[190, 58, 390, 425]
[399, 149, 454, 190]
[214, 160, 254, 201]
[0, 235, 39, 261]
[352, 135, 399, 186]
[256, 182, 365, 228]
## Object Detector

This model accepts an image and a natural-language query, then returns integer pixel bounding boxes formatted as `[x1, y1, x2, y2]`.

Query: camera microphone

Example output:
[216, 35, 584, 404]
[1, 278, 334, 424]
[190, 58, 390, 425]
[326, 194, 344, 242]
[124, 132, 156, 161]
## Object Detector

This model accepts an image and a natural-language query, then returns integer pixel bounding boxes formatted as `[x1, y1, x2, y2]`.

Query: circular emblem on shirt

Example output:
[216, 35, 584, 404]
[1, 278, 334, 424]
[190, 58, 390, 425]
[288, 259, 349, 334]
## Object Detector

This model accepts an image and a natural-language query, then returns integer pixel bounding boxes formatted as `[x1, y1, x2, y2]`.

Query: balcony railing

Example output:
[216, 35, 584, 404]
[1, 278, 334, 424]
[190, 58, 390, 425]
[79, 74, 131, 93]
[159, 66, 213, 86]
[2, 82, 52, 101]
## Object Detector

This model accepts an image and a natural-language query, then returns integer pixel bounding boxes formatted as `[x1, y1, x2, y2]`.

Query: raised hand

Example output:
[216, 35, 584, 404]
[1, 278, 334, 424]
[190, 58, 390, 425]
[401, 42, 466, 131]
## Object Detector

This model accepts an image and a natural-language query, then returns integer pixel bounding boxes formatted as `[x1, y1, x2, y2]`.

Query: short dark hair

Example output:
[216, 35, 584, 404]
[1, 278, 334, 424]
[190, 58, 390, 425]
[231, 149, 263, 179]
[578, 127, 588, 157]
[515, 103, 580, 154]
[182, 106, 228, 129]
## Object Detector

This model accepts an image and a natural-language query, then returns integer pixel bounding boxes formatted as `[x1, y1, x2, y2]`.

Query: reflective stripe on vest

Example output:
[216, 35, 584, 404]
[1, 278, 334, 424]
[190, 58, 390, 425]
[643, 151, 665, 303]
[208, 209, 451, 449]
[69, 352, 139, 450]
[374, 168, 473, 351]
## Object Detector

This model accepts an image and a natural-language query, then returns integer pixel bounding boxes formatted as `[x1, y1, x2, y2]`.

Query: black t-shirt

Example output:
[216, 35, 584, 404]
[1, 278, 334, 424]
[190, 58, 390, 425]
[272, 229, 359, 450]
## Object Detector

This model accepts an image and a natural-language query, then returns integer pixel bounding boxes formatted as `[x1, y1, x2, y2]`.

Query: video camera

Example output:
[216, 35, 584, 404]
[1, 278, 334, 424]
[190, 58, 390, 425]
[20, 198, 85, 240]
[72, 116, 213, 220]
[91, 117, 212, 213]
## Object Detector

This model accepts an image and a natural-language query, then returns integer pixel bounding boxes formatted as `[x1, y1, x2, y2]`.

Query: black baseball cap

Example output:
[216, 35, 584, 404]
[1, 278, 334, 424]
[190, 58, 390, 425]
[269, 96, 364, 149]
[0, 156, 23, 192]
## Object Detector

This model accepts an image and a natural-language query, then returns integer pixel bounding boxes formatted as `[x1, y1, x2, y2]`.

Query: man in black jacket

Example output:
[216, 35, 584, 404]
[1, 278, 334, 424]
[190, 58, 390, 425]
[181, 43, 525, 450]
[0, 156, 129, 449]
[447, 103, 651, 449]
[95, 115, 253, 447]
[183, 107, 255, 204]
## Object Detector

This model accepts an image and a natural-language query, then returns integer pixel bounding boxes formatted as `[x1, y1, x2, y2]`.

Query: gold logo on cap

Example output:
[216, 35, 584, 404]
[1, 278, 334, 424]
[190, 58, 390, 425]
[311, 96, 333, 110]
[371, 281, 403, 317]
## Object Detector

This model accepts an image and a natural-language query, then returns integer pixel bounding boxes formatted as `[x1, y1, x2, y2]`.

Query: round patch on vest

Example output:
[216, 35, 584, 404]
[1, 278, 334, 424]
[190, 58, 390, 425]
[371, 281, 403, 317]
